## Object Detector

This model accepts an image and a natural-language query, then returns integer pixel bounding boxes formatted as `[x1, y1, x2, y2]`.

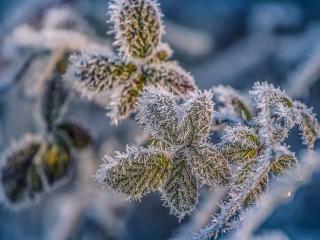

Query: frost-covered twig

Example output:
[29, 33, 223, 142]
[192, 82, 319, 239]
[233, 151, 320, 240]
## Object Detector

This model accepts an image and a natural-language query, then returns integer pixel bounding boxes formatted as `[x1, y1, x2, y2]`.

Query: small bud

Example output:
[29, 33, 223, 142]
[147, 42, 173, 64]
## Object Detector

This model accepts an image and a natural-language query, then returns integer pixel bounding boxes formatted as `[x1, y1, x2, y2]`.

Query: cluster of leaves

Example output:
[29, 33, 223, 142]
[193, 82, 320, 239]
[96, 82, 320, 234]
[0, 61, 91, 208]
[89, 0, 320, 235]
[65, 0, 196, 124]
[96, 87, 231, 219]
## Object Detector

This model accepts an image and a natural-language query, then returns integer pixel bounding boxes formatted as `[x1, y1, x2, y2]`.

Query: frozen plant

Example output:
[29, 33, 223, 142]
[193, 82, 320, 240]
[233, 151, 320, 240]
[96, 87, 231, 219]
[0, 74, 91, 208]
[96, 82, 320, 237]
[65, 0, 196, 124]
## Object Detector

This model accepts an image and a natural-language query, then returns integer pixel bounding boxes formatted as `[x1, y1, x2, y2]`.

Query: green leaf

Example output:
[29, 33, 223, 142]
[243, 173, 268, 208]
[111, 0, 163, 60]
[178, 90, 213, 144]
[136, 87, 181, 145]
[56, 121, 91, 149]
[143, 62, 196, 96]
[0, 136, 43, 204]
[221, 142, 258, 165]
[300, 112, 320, 149]
[269, 153, 297, 176]
[40, 137, 72, 186]
[108, 77, 145, 124]
[187, 144, 231, 187]
[162, 151, 198, 218]
[66, 53, 137, 97]
[143, 137, 170, 150]
[234, 159, 257, 186]
[100, 147, 172, 199]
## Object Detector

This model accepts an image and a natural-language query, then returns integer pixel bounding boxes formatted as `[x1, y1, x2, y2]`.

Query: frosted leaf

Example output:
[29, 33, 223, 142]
[221, 142, 258, 165]
[143, 138, 171, 151]
[143, 62, 196, 95]
[269, 151, 297, 176]
[96, 146, 172, 199]
[0, 135, 43, 205]
[234, 160, 258, 186]
[187, 144, 231, 187]
[136, 87, 181, 145]
[212, 85, 253, 121]
[243, 173, 268, 208]
[250, 82, 293, 110]
[300, 113, 320, 148]
[147, 42, 173, 64]
[65, 52, 137, 99]
[178, 90, 213, 144]
[271, 122, 290, 143]
[162, 151, 198, 219]
[108, 77, 145, 124]
[294, 102, 320, 148]
[109, 0, 163, 61]
[221, 126, 261, 165]
[223, 126, 261, 147]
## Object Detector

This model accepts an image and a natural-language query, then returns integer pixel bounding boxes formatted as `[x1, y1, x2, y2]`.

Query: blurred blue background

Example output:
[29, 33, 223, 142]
[0, 0, 320, 239]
